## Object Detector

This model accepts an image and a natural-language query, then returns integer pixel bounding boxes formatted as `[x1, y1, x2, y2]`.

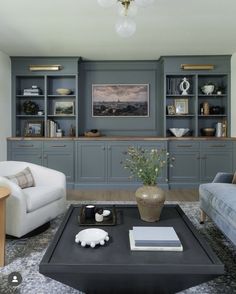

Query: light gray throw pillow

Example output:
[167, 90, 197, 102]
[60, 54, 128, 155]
[5, 167, 35, 189]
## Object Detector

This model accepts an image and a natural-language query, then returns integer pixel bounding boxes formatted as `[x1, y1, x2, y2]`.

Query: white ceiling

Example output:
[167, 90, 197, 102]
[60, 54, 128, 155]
[0, 0, 236, 60]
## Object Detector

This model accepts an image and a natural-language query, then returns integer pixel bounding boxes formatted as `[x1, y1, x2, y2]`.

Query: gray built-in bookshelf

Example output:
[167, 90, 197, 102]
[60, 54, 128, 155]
[11, 56, 231, 138]
[12, 58, 79, 137]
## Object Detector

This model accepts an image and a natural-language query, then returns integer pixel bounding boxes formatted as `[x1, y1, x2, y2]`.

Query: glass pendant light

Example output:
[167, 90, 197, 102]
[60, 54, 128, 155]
[115, 17, 136, 38]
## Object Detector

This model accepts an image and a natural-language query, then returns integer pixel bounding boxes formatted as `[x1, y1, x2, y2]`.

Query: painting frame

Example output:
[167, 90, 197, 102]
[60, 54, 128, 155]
[24, 120, 44, 137]
[54, 101, 74, 116]
[92, 84, 149, 117]
[174, 99, 189, 115]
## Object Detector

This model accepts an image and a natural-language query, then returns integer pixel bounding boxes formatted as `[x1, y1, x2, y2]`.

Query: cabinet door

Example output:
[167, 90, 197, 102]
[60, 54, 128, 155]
[43, 141, 74, 182]
[169, 152, 200, 183]
[200, 151, 233, 182]
[77, 142, 106, 182]
[138, 142, 168, 184]
[107, 143, 134, 182]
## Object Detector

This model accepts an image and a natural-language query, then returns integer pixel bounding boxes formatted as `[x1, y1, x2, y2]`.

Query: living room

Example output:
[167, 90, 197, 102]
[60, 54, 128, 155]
[0, 0, 236, 293]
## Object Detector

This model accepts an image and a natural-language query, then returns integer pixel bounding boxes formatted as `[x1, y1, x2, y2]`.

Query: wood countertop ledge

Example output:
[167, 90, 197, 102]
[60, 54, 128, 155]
[7, 136, 236, 141]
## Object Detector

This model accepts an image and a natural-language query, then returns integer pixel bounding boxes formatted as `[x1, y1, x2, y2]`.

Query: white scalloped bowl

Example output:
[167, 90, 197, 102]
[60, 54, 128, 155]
[169, 128, 189, 137]
[75, 228, 109, 248]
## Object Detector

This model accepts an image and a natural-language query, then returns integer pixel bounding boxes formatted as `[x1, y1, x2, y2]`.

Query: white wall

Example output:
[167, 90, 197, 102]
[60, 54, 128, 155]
[0, 51, 11, 161]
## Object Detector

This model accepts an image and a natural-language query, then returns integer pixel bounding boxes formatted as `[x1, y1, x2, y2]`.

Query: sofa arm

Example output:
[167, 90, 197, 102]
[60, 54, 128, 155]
[212, 172, 234, 183]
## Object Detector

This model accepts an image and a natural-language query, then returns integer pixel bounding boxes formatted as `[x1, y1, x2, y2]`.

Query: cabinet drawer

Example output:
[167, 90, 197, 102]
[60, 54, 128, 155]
[43, 141, 74, 152]
[169, 141, 200, 151]
[11, 141, 42, 150]
[201, 141, 232, 151]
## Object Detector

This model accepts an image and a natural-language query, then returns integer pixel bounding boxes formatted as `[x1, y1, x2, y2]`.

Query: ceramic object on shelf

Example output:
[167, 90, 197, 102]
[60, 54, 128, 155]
[201, 128, 215, 136]
[75, 228, 109, 248]
[201, 85, 214, 95]
[56, 88, 71, 95]
[169, 128, 189, 137]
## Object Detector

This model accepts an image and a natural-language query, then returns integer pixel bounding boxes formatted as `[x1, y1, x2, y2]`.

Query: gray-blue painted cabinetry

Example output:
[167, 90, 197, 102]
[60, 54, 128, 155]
[76, 141, 134, 185]
[9, 140, 43, 165]
[75, 140, 167, 187]
[43, 141, 74, 182]
[168, 141, 200, 188]
[200, 141, 233, 182]
[7, 140, 74, 184]
[76, 142, 107, 182]
[168, 140, 233, 188]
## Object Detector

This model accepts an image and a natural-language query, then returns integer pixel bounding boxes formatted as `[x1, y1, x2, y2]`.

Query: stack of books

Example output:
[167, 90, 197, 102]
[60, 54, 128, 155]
[23, 86, 41, 96]
[47, 120, 57, 137]
[129, 226, 183, 251]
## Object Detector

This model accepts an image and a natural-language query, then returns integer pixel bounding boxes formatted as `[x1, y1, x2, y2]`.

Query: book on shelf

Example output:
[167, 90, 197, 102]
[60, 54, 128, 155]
[47, 120, 57, 137]
[129, 227, 183, 251]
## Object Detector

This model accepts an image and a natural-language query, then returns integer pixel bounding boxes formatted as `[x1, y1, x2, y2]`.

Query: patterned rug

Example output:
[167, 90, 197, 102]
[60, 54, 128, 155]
[0, 201, 236, 294]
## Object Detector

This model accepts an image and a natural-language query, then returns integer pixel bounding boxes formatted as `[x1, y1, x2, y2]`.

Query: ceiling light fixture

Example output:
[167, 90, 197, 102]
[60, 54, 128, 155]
[97, 0, 154, 38]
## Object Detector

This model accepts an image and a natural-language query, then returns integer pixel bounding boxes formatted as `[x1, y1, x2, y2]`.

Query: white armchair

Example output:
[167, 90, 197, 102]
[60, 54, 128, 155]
[0, 161, 66, 237]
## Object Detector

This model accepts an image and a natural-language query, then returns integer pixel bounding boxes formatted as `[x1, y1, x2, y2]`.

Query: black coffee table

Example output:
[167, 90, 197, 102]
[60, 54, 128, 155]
[39, 204, 224, 294]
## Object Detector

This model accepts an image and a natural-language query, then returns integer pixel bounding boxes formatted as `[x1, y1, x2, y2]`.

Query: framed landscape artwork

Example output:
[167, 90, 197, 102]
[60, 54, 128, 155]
[92, 84, 149, 117]
[54, 101, 74, 115]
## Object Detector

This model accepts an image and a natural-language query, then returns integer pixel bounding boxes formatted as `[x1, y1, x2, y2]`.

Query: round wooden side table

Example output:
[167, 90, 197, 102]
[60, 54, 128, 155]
[0, 187, 10, 267]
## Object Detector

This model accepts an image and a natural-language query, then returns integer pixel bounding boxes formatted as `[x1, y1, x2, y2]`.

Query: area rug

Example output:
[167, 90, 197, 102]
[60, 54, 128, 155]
[0, 201, 235, 294]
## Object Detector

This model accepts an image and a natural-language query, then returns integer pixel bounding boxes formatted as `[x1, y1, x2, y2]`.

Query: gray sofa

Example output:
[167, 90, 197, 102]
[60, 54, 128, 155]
[199, 172, 236, 246]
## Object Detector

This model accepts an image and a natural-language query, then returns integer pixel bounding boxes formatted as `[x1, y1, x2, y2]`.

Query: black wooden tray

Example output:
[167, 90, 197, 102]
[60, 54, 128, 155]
[78, 205, 117, 226]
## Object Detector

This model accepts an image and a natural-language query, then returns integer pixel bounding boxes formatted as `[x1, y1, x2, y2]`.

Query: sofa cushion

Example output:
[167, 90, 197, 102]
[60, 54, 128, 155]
[23, 186, 64, 213]
[200, 183, 236, 228]
[5, 167, 35, 189]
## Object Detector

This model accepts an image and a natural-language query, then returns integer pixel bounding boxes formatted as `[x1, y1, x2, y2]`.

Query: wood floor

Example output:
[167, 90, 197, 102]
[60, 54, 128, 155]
[67, 189, 199, 202]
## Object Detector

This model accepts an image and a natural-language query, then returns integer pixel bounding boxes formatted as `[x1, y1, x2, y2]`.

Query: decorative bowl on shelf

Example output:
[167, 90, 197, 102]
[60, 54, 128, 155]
[201, 85, 214, 95]
[201, 128, 215, 136]
[169, 128, 190, 137]
[56, 88, 71, 95]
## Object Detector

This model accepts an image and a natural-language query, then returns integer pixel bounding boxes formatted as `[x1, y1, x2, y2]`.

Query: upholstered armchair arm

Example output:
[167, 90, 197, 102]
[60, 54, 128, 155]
[212, 172, 234, 183]
[27, 163, 66, 190]
[0, 176, 27, 211]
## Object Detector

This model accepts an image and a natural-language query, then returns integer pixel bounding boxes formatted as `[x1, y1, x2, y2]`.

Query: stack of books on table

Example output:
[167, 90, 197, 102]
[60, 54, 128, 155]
[129, 226, 183, 251]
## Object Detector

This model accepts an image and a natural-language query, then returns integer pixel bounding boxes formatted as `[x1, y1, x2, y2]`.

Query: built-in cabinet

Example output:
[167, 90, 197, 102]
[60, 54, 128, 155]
[76, 140, 167, 186]
[168, 140, 233, 188]
[8, 55, 234, 191]
[7, 138, 234, 189]
[8, 140, 74, 184]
